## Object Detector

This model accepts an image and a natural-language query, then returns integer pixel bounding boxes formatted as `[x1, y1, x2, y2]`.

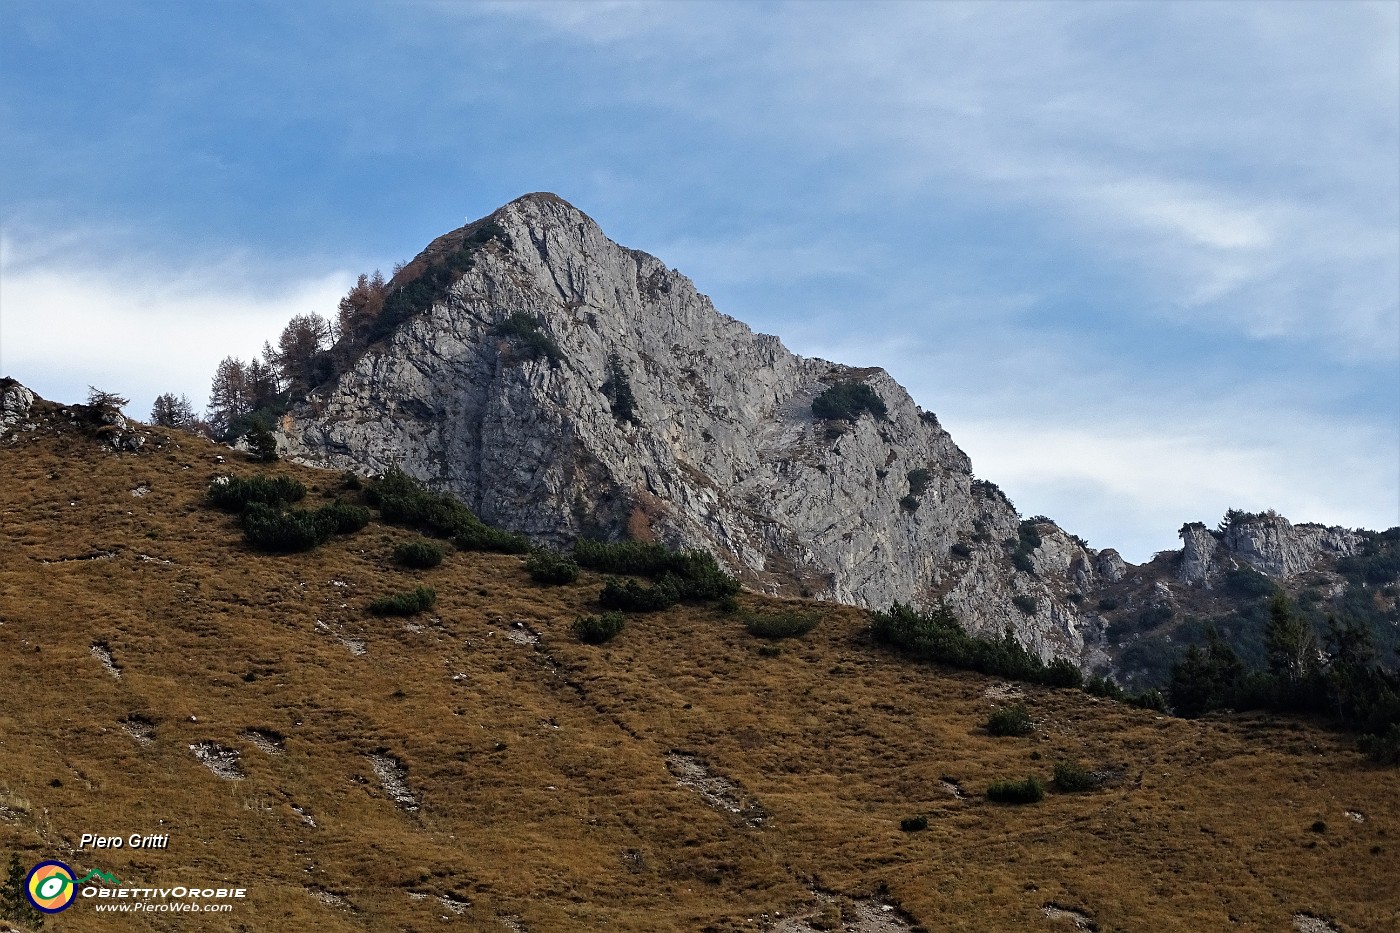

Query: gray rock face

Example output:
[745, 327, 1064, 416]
[1178, 523, 1220, 585]
[1177, 513, 1364, 586]
[279, 194, 1104, 660]
[0, 379, 36, 438]
[1095, 549, 1128, 583]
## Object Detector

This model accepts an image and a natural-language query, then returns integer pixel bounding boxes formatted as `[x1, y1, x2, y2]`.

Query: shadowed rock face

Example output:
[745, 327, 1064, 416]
[278, 193, 1108, 661]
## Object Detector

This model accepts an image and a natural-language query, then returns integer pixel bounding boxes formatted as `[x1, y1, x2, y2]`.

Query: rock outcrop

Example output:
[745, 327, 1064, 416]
[273, 194, 1387, 672]
[279, 194, 1107, 661]
[1177, 513, 1365, 587]
[0, 378, 36, 439]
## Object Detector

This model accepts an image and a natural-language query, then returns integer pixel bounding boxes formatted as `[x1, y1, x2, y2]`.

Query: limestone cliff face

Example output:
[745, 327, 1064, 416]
[278, 194, 1108, 661]
[1177, 513, 1364, 588]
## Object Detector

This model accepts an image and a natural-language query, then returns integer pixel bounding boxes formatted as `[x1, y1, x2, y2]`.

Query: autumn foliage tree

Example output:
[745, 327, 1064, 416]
[202, 267, 394, 441]
[336, 271, 388, 345]
[206, 357, 252, 439]
[275, 313, 333, 391]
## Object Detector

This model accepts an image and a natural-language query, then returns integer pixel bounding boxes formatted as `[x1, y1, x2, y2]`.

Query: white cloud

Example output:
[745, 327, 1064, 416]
[793, 328, 1399, 563]
[512, 1, 1399, 360]
[951, 415, 1397, 563]
[0, 233, 351, 418]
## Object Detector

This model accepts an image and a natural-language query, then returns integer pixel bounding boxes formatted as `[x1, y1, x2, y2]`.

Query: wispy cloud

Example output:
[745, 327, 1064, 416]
[475, 1, 1398, 359]
[1, 0, 1392, 561]
[1, 231, 350, 418]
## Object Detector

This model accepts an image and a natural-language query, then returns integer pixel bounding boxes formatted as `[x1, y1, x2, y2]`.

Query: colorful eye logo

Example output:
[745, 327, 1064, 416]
[26, 860, 77, 913]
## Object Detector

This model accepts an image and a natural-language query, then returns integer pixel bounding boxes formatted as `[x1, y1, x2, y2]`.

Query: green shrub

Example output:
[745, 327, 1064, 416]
[757, 644, 782, 658]
[599, 577, 681, 612]
[1085, 675, 1126, 700]
[320, 501, 370, 533]
[986, 703, 1035, 737]
[453, 524, 531, 554]
[525, 551, 579, 584]
[341, 470, 363, 491]
[601, 352, 637, 423]
[241, 503, 336, 553]
[899, 815, 928, 832]
[1129, 688, 1168, 712]
[872, 603, 1051, 685]
[1008, 520, 1042, 576]
[573, 539, 682, 576]
[1097, 597, 1119, 611]
[811, 380, 888, 422]
[494, 312, 563, 365]
[1137, 603, 1174, 630]
[1223, 567, 1276, 599]
[744, 611, 818, 640]
[368, 586, 437, 616]
[987, 776, 1045, 804]
[368, 466, 527, 552]
[1053, 761, 1101, 792]
[1012, 595, 1038, 615]
[367, 467, 477, 534]
[1361, 723, 1400, 764]
[899, 495, 920, 512]
[248, 425, 279, 462]
[907, 468, 932, 497]
[1044, 656, 1083, 689]
[950, 542, 973, 558]
[575, 540, 739, 604]
[572, 611, 625, 644]
[394, 539, 445, 569]
[208, 474, 306, 511]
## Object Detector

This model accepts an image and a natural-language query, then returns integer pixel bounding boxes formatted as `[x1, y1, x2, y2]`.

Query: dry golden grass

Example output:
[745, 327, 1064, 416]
[0, 410, 1397, 931]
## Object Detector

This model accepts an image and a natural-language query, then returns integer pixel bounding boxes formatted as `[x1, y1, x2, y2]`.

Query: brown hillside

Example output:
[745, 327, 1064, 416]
[0, 404, 1397, 932]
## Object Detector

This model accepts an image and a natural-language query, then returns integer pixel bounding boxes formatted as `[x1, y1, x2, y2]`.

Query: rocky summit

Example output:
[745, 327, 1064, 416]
[278, 194, 1392, 671]
[276, 194, 1096, 660]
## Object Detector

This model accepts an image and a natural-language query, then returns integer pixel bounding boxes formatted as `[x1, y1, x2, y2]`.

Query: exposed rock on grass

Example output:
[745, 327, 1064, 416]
[119, 715, 155, 746]
[1042, 903, 1097, 930]
[189, 741, 244, 781]
[242, 728, 285, 755]
[91, 642, 121, 678]
[369, 753, 419, 812]
[664, 751, 766, 826]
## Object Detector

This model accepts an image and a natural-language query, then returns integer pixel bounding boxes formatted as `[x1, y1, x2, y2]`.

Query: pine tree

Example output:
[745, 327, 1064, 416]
[0, 852, 42, 928]
[85, 386, 129, 417]
[244, 358, 280, 412]
[207, 357, 252, 440]
[248, 424, 279, 463]
[275, 314, 331, 386]
[1170, 629, 1245, 718]
[150, 392, 195, 428]
[601, 353, 637, 423]
[1266, 593, 1317, 683]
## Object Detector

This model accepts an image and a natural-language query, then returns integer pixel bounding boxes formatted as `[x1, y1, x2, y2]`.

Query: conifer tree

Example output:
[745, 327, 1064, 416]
[1266, 593, 1317, 683]
[0, 852, 42, 928]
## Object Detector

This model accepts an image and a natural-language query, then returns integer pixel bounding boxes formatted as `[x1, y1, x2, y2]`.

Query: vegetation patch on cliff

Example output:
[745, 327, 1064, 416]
[812, 380, 888, 422]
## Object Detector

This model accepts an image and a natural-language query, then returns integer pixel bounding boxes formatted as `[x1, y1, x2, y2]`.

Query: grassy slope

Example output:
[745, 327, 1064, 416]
[0, 413, 1397, 932]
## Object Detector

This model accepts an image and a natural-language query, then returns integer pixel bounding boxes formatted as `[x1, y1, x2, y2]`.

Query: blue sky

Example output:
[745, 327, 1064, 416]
[2, 0, 1397, 562]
